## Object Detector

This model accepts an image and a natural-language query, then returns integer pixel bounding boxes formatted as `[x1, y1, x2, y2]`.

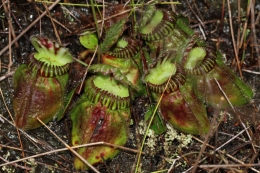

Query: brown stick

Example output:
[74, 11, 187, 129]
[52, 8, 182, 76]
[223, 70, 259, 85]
[2, 0, 19, 48]
[0, 0, 61, 57]
[227, 0, 243, 78]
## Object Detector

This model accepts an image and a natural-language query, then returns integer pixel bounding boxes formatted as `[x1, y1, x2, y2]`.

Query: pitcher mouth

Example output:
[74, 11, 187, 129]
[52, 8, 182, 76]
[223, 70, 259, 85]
[107, 37, 141, 59]
[27, 54, 71, 77]
[84, 75, 130, 110]
[28, 36, 73, 77]
[184, 47, 217, 75]
[144, 53, 186, 94]
[139, 9, 176, 41]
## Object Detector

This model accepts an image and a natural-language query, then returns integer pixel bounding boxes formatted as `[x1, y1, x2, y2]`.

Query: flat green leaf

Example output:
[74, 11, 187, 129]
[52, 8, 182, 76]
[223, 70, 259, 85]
[79, 32, 98, 50]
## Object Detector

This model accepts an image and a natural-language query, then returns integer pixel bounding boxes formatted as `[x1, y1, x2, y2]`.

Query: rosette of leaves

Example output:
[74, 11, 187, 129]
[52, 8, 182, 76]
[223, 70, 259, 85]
[183, 47, 253, 108]
[13, 36, 73, 130]
[144, 53, 209, 135]
[138, 3, 253, 109]
[70, 64, 131, 170]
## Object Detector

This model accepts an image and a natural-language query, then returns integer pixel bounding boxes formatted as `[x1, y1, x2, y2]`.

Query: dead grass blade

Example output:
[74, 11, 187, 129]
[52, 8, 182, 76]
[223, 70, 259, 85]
[0, 0, 60, 56]
[227, 0, 243, 78]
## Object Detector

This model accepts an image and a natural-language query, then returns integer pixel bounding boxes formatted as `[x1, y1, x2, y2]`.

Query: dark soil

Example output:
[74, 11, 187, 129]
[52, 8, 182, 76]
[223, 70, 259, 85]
[0, 0, 260, 173]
